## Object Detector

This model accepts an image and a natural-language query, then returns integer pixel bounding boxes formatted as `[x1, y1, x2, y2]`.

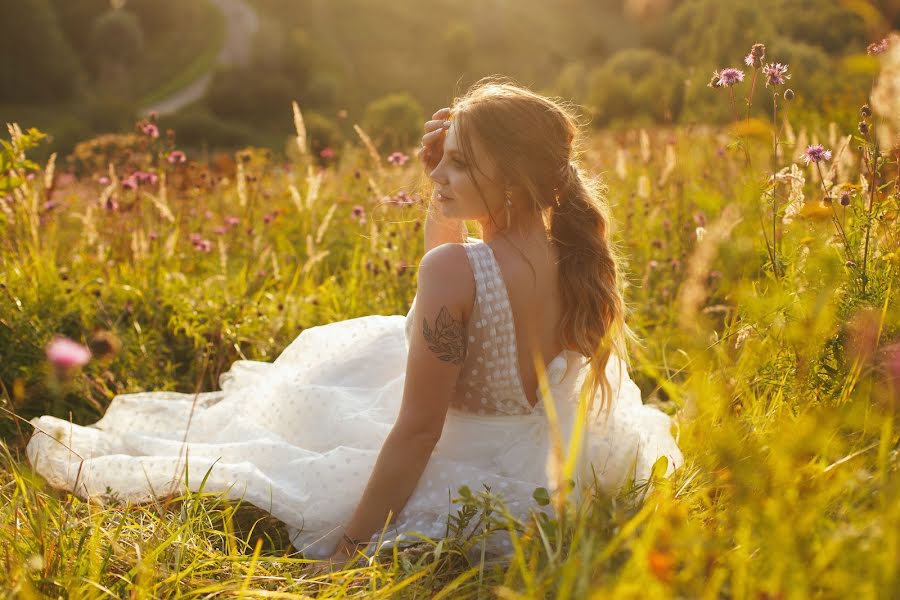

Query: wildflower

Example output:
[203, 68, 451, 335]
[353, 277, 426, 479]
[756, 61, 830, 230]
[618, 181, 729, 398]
[860, 104, 872, 118]
[141, 123, 160, 139]
[351, 205, 365, 220]
[783, 89, 794, 101]
[46, 335, 91, 369]
[263, 212, 275, 224]
[224, 216, 240, 227]
[104, 196, 119, 211]
[98, 176, 111, 186]
[840, 191, 851, 206]
[134, 171, 158, 185]
[195, 239, 213, 252]
[648, 259, 659, 270]
[711, 68, 744, 87]
[387, 151, 410, 166]
[801, 144, 832, 165]
[149, 231, 158, 241]
[858, 121, 869, 135]
[213, 226, 228, 235]
[867, 38, 890, 56]
[167, 150, 187, 164]
[745, 43, 766, 68]
[320, 147, 335, 159]
[42, 199, 60, 212]
[763, 62, 790, 87]
[122, 175, 138, 190]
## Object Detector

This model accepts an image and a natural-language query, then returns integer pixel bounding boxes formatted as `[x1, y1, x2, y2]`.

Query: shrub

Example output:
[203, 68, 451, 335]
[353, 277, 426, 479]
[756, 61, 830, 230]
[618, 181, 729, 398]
[360, 92, 425, 151]
[588, 48, 686, 125]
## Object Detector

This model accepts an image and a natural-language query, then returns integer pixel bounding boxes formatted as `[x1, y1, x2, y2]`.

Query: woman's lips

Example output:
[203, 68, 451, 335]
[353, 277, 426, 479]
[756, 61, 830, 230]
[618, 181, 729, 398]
[437, 191, 453, 201]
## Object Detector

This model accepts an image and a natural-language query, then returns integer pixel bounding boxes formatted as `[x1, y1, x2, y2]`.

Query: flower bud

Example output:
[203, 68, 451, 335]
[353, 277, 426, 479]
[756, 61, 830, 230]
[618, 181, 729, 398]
[840, 191, 851, 206]
[858, 121, 869, 135]
[783, 88, 794, 101]
[860, 104, 871, 118]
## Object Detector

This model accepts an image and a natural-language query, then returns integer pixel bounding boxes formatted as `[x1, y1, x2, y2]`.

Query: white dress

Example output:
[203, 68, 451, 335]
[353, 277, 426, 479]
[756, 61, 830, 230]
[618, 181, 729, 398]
[25, 237, 684, 559]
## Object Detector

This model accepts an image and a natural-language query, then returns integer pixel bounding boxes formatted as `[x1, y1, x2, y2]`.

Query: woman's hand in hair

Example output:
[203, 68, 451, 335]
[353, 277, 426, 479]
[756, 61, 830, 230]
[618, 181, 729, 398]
[417, 107, 451, 173]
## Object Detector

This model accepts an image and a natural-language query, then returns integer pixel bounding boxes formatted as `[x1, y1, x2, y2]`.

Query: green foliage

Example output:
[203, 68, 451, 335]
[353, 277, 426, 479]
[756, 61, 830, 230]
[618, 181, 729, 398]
[0, 0, 84, 103]
[361, 92, 425, 152]
[90, 9, 145, 68]
[588, 49, 686, 125]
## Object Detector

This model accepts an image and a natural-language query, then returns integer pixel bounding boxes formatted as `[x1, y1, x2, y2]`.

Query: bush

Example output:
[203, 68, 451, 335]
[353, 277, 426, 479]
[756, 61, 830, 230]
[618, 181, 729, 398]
[587, 48, 686, 125]
[158, 109, 262, 150]
[206, 65, 299, 128]
[360, 92, 424, 152]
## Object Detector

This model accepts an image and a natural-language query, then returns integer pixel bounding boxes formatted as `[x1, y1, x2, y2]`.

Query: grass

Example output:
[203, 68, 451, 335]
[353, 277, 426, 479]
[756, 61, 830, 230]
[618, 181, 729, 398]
[1, 52, 899, 596]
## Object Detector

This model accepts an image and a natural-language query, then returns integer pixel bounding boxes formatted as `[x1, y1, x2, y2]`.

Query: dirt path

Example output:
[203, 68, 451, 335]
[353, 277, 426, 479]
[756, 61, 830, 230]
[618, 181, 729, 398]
[142, 0, 259, 116]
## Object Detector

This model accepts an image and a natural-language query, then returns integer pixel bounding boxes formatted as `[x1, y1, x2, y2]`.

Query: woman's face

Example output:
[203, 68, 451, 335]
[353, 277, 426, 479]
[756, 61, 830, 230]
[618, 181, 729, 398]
[428, 122, 505, 221]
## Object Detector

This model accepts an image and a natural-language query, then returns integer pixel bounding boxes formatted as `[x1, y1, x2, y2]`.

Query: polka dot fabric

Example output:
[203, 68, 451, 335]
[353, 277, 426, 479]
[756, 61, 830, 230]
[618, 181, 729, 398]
[25, 237, 684, 560]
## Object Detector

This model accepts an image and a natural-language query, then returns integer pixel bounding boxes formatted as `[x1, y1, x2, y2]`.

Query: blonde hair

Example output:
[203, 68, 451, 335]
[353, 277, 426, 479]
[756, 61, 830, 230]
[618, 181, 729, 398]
[447, 75, 641, 420]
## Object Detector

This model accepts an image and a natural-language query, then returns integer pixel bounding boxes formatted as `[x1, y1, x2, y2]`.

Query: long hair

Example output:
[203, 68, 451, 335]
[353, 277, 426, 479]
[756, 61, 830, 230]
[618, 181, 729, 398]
[445, 75, 641, 420]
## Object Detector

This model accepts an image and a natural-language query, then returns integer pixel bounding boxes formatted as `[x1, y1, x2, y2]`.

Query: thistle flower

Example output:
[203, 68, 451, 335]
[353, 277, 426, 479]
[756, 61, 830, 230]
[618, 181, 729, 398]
[763, 62, 790, 87]
[867, 38, 890, 56]
[387, 151, 410, 166]
[801, 144, 832, 165]
[747, 43, 766, 68]
[712, 68, 745, 87]
[224, 216, 240, 227]
[141, 123, 160, 139]
[320, 147, 335, 159]
[46, 335, 92, 369]
[351, 205, 365, 220]
[98, 176, 111, 186]
[167, 150, 187, 164]
[840, 191, 851, 206]
[122, 175, 138, 190]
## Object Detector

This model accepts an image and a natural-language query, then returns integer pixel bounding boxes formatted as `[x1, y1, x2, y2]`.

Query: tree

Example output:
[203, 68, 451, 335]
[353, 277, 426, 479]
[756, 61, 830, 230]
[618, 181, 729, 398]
[0, 0, 84, 103]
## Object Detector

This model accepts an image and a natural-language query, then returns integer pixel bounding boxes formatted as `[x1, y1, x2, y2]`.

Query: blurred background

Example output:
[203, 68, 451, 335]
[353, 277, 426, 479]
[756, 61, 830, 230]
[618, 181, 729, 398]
[2, 0, 899, 162]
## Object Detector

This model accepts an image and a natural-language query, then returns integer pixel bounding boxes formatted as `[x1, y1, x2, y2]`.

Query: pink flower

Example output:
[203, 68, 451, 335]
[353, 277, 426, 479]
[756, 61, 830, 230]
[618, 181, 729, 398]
[134, 171, 159, 185]
[167, 150, 187, 164]
[320, 147, 335, 159]
[104, 196, 119, 211]
[46, 335, 92, 369]
[142, 123, 160, 139]
[711, 68, 745, 87]
[263, 212, 275, 224]
[98, 176, 111, 186]
[351, 205, 365, 221]
[224, 216, 240, 227]
[122, 175, 138, 190]
[801, 144, 832, 165]
[149, 231, 159, 241]
[213, 226, 228, 235]
[763, 62, 790, 87]
[387, 151, 410, 166]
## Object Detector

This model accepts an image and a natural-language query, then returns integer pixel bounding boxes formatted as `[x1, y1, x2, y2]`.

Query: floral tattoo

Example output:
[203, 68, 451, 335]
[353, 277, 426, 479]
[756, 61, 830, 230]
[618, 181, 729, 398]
[422, 306, 467, 364]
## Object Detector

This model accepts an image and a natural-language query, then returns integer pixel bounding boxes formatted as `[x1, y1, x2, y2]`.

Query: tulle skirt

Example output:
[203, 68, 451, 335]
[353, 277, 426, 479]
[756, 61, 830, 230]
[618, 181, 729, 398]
[26, 314, 684, 559]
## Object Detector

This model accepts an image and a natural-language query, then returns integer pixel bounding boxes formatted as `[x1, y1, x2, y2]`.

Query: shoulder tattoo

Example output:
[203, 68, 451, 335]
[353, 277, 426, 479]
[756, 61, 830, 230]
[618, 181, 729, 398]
[422, 306, 467, 364]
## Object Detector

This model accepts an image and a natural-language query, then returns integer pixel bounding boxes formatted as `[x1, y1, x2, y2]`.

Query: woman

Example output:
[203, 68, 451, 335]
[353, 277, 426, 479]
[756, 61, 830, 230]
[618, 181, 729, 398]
[25, 77, 684, 572]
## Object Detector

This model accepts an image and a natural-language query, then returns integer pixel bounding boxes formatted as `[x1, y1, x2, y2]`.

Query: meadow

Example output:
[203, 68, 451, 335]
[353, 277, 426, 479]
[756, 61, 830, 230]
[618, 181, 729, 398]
[1, 39, 899, 598]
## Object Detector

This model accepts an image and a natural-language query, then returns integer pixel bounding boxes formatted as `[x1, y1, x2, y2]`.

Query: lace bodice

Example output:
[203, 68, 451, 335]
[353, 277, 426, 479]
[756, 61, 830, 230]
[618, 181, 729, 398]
[405, 237, 585, 416]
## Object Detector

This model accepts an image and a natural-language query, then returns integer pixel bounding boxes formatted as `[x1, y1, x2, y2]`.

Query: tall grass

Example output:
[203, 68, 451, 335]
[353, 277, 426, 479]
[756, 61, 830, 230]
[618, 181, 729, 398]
[1, 41, 899, 596]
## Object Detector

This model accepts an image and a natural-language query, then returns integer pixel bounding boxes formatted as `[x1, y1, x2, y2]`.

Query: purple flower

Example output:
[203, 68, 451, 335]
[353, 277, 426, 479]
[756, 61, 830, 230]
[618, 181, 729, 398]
[351, 205, 365, 219]
[104, 196, 119, 211]
[867, 38, 890, 56]
[141, 123, 160, 139]
[801, 144, 832, 165]
[134, 171, 158, 185]
[122, 175, 138, 190]
[98, 176, 111, 186]
[712, 68, 745, 87]
[167, 150, 187, 164]
[263, 212, 275, 224]
[213, 226, 228, 235]
[195, 239, 213, 252]
[46, 335, 92, 369]
[224, 216, 240, 227]
[763, 63, 790, 87]
[744, 53, 754, 67]
[320, 147, 335, 159]
[387, 151, 410, 166]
